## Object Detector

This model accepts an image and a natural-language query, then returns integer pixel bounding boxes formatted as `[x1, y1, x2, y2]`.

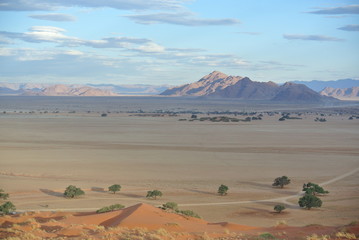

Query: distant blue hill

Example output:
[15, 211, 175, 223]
[292, 79, 359, 92]
[88, 84, 169, 95]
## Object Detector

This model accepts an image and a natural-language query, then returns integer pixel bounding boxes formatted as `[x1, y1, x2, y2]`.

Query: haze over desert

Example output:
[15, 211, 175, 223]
[1, 96, 358, 239]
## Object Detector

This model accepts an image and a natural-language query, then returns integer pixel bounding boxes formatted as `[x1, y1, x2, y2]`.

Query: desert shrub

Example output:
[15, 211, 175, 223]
[101, 113, 107, 117]
[272, 176, 291, 188]
[298, 194, 322, 210]
[108, 184, 121, 194]
[96, 204, 125, 213]
[0, 201, 16, 215]
[315, 117, 327, 122]
[0, 189, 9, 200]
[274, 204, 285, 213]
[306, 234, 330, 240]
[258, 232, 276, 239]
[162, 202, 178, 210]
[335, 231, 357, 239]
[302, 182, 329, 195]
[217, 184, 229, 196]
[146, 190, 162, 200]
[63, 185, 85, 198]
[176, 209, 201, 219]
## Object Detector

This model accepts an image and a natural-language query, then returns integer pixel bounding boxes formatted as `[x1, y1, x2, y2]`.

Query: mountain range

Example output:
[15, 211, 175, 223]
[292, 79, 359, 92]
[161, 71, 333, 102]
[0, 83, 167, 96]
[320, 86, 359, 100]
[1, 73, 358, 101]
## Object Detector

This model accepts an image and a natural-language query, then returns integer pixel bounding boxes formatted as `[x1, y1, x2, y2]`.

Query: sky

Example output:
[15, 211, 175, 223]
[0, 0, 358, 85]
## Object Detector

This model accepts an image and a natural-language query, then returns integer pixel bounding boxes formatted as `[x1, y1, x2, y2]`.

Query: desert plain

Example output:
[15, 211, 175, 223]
[1, 96, 359, 238]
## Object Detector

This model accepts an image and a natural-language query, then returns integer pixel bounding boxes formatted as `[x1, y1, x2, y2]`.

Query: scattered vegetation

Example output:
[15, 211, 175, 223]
[0, 189, 9, 200]
[302, 182, 329, 195]
[335, 231, 357, 239]
[306, 233, 330, 240]
[258, 232, 277, 239]
[217, 184, 229, 196]
[146, 190, 163, 200]
[314, 117, 327, 122]
[298, 194, 322, 210]
[161, 202, 178, 211]
[274, 204, 286, 213]
[279, 113, 302, 121]
[108, 184, 121, 194]
[96, 204, 125, 213]
[160, 201, 201, 219]
[0, 201, 16, 215]
[188, 115, 263, 123]
[0, 189, 15, 215]
[272, 176, 291, 188]
[63, 185, 85, 198]
[176, 209, 201, 219]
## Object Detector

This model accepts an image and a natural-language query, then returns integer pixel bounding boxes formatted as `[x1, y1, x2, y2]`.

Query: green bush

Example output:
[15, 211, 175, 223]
[302, 182, 329, 195]
[146, 190, 163, 200]
[274, 204, 285, 213]
[176, 209, 201, 219]
[0, 189, 9, 200]
[218, 184, 229, 196]
[64, 185, 85, 198]
[108, 184, 121, 194]
[162, 202, 178, 210]
[96, 204, 125, 213]
[298, 194, 322, 210]
[0, 201, 16, 215]
[272, 176, 291, 188]
[258, 232, 277, 239]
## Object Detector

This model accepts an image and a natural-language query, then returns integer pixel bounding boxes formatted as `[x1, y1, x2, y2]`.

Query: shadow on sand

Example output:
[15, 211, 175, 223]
[39, 189, 63, 198]
[91, 187, 106, 193]
[183, 188, 217, 196]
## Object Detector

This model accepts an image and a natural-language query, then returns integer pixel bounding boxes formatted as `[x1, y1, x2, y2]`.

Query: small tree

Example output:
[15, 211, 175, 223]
[108, 184, 121, 194]
[218, 184, 229, 196]
[274, 204, 286, 213]
[272, 176, 291, 188]
[96, 204, 125, 213]
[146, 190, 163, 200]
[0, 189, 9, 200]
[0, 202, 16, 215]
[64, 185, 85, 198]
[302, 182, 329, 195]
[162, 202, 178, 211]
[298, 194, 322, 210]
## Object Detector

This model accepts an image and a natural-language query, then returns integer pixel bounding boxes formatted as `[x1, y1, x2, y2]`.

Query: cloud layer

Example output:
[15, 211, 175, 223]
[338, 24, 359, 32]
[29, 13, 76, 22]
[0, 0, 186, 11]
[125, 12, 240, 26]
[309, 5, 359, 15]
[283, 34, 344, 42]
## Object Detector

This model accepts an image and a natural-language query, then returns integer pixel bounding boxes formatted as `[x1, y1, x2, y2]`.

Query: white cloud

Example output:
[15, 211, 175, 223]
[338, 24, 359, 32]
[125, 12, 240, 26]
[283, 34, 344, 42]
[309, 5, 359, 15]
[0, 0, 187, 11]
[29, 13, 76, 22]
[136, 42, 165, 53]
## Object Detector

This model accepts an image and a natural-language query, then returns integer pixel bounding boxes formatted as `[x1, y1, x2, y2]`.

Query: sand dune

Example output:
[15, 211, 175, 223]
[1, 203, 358, 239]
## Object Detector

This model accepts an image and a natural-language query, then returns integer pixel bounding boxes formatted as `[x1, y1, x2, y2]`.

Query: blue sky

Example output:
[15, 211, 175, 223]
[0, 0, 358, 85]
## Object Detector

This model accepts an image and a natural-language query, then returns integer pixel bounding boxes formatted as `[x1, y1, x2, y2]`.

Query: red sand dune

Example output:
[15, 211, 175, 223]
[1, 203, 358, 239]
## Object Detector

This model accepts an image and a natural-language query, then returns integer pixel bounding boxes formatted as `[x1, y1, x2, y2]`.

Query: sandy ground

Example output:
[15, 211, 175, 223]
[1, 104, 359, 228]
